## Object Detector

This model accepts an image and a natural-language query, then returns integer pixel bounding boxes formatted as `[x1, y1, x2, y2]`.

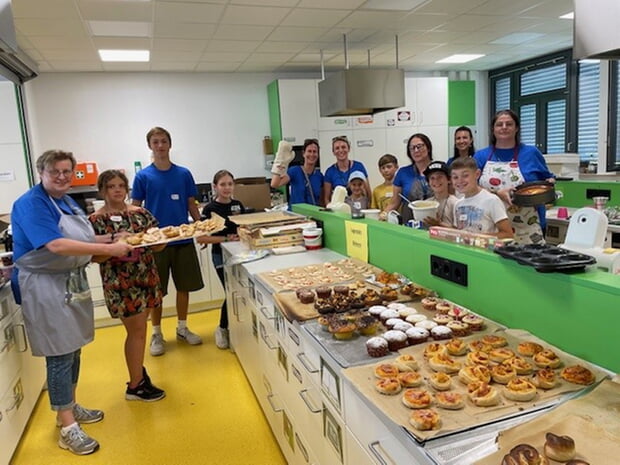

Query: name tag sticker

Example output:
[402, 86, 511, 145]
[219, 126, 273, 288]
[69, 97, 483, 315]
[171, 194, 180, 200]
[110, 215, 122, 222]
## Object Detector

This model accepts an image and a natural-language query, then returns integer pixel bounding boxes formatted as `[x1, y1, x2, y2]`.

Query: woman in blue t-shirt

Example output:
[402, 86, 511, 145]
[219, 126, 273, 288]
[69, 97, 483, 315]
[323, 135, 371, 205]
[271, 138, 324, 206]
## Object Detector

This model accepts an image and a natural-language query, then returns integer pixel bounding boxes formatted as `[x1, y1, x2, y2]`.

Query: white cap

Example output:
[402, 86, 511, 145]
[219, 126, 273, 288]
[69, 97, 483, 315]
[348, 170, 366, 183]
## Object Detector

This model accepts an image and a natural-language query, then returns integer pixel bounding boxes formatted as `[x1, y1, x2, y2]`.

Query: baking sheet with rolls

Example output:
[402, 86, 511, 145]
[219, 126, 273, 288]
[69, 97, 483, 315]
[342, 329, 608, 443]
[474, 380, 620, 464]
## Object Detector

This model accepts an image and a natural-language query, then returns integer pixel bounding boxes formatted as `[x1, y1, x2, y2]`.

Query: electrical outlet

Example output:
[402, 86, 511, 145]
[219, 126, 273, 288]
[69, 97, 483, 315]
[430, 255, 468, 287]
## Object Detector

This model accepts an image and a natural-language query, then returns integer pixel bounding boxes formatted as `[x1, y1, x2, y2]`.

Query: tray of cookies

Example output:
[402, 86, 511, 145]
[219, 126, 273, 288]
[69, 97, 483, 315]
[474, 380, 620, 465]
[121, 213, 226, 247]
[342, 328, 608, 443]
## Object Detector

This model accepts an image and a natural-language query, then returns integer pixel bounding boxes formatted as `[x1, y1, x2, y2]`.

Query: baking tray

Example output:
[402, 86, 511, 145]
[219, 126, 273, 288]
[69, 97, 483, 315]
[494, 243, 596, 273]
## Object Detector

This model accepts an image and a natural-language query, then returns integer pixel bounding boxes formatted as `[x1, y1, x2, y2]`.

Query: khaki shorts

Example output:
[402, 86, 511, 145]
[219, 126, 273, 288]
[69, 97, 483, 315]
[154, 242, 204, 295]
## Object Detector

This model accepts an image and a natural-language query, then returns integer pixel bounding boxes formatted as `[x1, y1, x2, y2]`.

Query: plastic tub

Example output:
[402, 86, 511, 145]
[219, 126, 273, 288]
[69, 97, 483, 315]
[302, 227, 323, 250]
[408, 200, 439, 221]
[361, 209, 380, 220]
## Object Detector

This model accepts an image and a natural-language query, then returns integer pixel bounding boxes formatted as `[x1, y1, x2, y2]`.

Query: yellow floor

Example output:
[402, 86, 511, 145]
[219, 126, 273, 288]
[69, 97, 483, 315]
[11, 310, 287, 465]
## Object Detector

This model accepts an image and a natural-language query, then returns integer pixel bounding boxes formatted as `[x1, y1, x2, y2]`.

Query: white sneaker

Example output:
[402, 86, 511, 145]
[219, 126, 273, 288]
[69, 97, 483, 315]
[214, 327, 229, 349]
[176, 327, 202, 345]
[150, 333, 166, 356]
[58, 424, 99, 455]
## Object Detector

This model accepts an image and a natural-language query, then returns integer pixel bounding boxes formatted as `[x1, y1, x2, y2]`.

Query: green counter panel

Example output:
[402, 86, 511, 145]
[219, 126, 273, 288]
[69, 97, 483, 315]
[293, 204, 620, 373]
[555, 180, 619, 207]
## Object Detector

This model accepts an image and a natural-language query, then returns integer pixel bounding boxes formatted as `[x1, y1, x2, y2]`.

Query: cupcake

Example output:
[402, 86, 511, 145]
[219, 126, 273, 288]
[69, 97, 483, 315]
[405, 314, 428, 325]
[366, 337, 389, 357]
[392, 321, 414, 333]
[430, 325, 453, 341]
[315, 286, 332, 299]
[333, 285, 350, 296]
[448, 306, 468, 321]
[357, 315, 379, 336]
[383, 330, 408, 351]
[328, 319, 357, 340]
[415, 320, 438, 330]
[421, 297, 438, 310]
[384, 318, 402, 330]
[400, 283, 415, 295]
[362, 289, 382, 306]
[398, 307, 417, 319]
[432, 314, 453, 325]
[317, 315, 332, 332]
[406, 327, 430, 345]
[387, 302, 407, 311]
[368, 305, 387, 318]
[298, 290, 315, 304]
[435, 301, 452, 314]
[379, 309, 400, 323]
[314, 298, 334, 314]
[446, 320, 470, 337]
[462, 314, 484, 331]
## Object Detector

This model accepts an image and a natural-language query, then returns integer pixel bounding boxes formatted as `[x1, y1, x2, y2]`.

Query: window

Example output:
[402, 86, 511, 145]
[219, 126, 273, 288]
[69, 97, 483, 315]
[495, 77, 510, 112]
[610, 62, 620, 171]
[577, 61, 600, 162]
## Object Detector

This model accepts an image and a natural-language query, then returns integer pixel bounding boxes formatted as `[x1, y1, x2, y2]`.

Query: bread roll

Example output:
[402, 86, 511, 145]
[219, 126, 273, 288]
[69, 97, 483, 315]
[544, 432, 576, 462]
[501, 444, 549, 465]
[409, 409, 441, 431]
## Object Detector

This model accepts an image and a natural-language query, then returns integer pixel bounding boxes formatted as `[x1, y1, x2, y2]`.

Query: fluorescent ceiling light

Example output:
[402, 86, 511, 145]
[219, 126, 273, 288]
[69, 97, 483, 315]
[363, 0, 427, 11]
[559, 12, 574, 19]
[491, 32, 544, 45]
[88, 21, 151, 38]
[436, 54, 484, 64]
[98, 49, 150, 62]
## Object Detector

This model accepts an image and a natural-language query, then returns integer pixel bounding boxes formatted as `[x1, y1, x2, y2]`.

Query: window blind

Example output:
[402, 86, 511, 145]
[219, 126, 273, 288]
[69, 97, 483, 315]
[578, 61, 600, 161]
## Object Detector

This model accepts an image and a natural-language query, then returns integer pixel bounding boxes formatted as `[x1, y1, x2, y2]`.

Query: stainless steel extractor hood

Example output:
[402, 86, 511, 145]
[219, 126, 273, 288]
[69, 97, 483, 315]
[573, 0, 620, 60]
[318, 68, 405, 117]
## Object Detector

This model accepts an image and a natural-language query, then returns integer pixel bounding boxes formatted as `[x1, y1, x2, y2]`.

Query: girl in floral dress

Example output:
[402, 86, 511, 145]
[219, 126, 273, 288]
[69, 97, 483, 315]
[89, 170, 165, 401]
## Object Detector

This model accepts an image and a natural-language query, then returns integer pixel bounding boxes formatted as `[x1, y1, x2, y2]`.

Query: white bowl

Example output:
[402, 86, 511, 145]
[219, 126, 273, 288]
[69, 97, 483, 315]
[361, 209, 380, 220]
[408, 200, 439, 221]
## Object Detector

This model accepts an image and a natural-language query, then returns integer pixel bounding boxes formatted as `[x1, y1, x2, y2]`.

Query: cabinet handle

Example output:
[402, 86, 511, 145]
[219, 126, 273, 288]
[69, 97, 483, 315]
[296, 352, 319, 374]
[15, 324, 28, 353]
[231, 291, 240, 320]
[295, 432, 309, 462]
[259, 324, 277, 350]
[299, 389, 322, 414]
[238, 278, 250, 288]
[368, 440, 392, 465]
[259, 306, 275, 320]
[266, 393, 283, 413]
[5, 390, 23, 413]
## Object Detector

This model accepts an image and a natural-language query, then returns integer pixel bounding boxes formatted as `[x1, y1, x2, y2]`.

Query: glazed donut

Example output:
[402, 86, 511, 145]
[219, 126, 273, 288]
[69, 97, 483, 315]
[544, 432, 576, 462]
[501, 444, 549, 465]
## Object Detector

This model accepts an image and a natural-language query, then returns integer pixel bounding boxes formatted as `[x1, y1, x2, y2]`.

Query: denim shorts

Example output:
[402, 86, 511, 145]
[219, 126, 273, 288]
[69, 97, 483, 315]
[46, 349, 81, 411]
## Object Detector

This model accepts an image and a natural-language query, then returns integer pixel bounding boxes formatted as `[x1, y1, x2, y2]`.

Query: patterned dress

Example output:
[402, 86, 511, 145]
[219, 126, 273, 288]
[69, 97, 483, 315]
[88, 208, 162, 318]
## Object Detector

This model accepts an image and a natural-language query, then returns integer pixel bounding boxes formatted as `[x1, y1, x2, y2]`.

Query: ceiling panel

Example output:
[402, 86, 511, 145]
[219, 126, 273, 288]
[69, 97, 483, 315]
[219, 5, 291, 25]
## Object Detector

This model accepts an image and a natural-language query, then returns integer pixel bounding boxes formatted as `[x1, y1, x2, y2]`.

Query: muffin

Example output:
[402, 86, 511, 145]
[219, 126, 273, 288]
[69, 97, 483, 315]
[462, 313, 484, 331]
[328, 319, 357, 340]
[392, 321, 414, 333]
[368, 305, 387, 318]
[430, 325, 453, 341]
[315, 286, 332, 299]
[432, 314, 453, 326]
[421, 297, 438, 311]
[317, 315, 332, 332]
[384, 318, 402, 330]
[379, 309, 400, 323]
[333, 285, 350, 296]
[383, 330, 408, 351]
[366, 337, 389, 357]
[406, 327, 430, 345]
[405, 314, 428, 325]
[387, 302, 407, 311]
[298, 290, 315, 304]
[435, 301, 452, 314]
[295, 287, 310, 299]
[398, 307, 418, 319]
[415, 320, 438, 330]
[357, 315, 379, 336]
[446, 321, 470, 337]
[448, 306, 468, 321]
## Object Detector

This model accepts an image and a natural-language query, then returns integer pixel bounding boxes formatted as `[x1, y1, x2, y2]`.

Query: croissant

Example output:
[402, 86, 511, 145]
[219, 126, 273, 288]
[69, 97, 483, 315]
[501, 444, 549, 465]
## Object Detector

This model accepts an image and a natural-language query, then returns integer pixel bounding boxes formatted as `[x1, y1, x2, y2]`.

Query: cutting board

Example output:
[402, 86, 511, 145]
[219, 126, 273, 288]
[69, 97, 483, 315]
[475, 380, 620, 464]
[229, 211, 305, 227]
[343, 329, 608, 442]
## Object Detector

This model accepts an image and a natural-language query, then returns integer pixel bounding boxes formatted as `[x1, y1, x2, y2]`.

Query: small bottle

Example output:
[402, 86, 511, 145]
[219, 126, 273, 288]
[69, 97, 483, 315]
[134, 161, 142, 173]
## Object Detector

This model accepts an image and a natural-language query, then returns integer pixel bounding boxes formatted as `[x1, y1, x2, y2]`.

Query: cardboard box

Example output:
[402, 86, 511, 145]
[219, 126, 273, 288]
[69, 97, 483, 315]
[71, 162, 99, 186]
[234, 178, 271, 211]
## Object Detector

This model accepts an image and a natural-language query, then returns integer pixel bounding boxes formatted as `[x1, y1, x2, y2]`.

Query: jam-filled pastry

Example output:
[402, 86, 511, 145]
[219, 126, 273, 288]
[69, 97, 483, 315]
[374, 377, 402, 395]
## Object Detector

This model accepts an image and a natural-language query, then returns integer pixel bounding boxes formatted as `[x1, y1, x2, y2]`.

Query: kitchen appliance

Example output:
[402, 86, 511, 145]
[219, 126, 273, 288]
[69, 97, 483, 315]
[560, 207, 620, 273]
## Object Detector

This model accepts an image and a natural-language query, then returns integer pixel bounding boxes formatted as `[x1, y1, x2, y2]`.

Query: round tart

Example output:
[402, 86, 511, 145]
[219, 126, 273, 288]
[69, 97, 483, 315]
[481, 334, 507, 348]
[467, 381, 500, 407]
[397, 371, 423, 387]
[409, 409, 441, 431]
[466, 350, 490, 367]
[491, 363, 518, 384]
[517, 341, 544, 357]
[560, 364, 595, 385]
[461, 313, 484, 331]
[533, 349, 561, 369]
[446, 321, 469, 337]
[444, 337, 467, 356]
[401, 388, 433, 409]
[374, 362, 399, 379]
[366, 337, 389, 357]
[531, 368, 557, 389]
[374, 377, 402, 395]
[503, 377, 537, 402]
[380, 286, 399, 301]
[434, 391, 465, 410]
[458, 365, 491, 385]
[428, 372, 452, 391]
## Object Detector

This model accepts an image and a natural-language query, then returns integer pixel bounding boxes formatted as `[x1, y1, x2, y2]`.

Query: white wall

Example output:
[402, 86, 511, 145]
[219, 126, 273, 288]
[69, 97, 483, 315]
[23, 72, 279, 185]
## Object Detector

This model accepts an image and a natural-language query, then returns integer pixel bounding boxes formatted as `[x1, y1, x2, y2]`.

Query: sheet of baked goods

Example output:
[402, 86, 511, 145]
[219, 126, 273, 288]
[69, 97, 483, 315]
[121, 213, 226, 247]
[342, 328, 608, 442]
[475, 380, 620, 465]
[298, 297, 503, 368]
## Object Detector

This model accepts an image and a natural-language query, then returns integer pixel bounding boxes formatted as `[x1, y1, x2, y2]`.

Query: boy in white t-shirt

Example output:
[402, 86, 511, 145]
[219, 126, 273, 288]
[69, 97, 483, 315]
[451, 157, 513, 239]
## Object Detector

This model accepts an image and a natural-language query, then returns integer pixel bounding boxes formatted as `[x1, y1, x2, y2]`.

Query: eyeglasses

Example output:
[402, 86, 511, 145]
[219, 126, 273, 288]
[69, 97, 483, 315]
[409, 143, 426, 152]
[45, 169, 74, 178]
[332, 136, 349, 143]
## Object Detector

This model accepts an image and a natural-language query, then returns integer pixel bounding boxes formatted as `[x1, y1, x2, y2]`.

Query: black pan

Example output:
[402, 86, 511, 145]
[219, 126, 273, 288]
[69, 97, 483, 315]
[512, 181, 556, 207]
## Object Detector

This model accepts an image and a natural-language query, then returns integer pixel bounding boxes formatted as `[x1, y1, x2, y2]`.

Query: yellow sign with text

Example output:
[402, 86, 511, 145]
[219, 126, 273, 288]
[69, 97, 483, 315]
[345, 220, 368, 262]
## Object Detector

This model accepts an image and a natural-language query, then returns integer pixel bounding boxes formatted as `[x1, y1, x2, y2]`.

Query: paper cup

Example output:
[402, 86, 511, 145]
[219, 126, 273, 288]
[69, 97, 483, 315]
[302, 227, 323, 250]
[408, 200, 439, 221]
[361, 209, 380, 220]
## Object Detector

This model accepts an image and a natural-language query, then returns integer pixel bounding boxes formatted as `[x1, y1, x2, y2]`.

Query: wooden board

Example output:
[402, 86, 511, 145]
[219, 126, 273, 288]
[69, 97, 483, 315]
[475, 380, 620, 464]
[343, 329, 608, 443]
[229, 210, 306, 227]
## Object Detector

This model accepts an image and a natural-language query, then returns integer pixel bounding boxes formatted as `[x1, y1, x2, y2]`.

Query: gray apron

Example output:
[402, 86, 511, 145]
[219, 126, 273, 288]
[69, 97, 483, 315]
[16, 196, 95, 356]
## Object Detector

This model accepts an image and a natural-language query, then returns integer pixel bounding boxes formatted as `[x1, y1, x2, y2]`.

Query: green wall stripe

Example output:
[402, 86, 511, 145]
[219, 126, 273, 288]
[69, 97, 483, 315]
[267, 81, 282, 147]
[448, 81, 476, 127]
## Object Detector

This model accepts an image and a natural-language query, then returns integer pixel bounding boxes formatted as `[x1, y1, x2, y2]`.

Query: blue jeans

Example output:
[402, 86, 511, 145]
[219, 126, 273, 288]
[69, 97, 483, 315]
[46, 349, 81, 411]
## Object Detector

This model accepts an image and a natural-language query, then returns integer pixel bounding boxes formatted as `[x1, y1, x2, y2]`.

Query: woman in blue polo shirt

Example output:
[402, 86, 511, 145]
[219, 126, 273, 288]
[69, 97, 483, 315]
[323, 135, 371, 205]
